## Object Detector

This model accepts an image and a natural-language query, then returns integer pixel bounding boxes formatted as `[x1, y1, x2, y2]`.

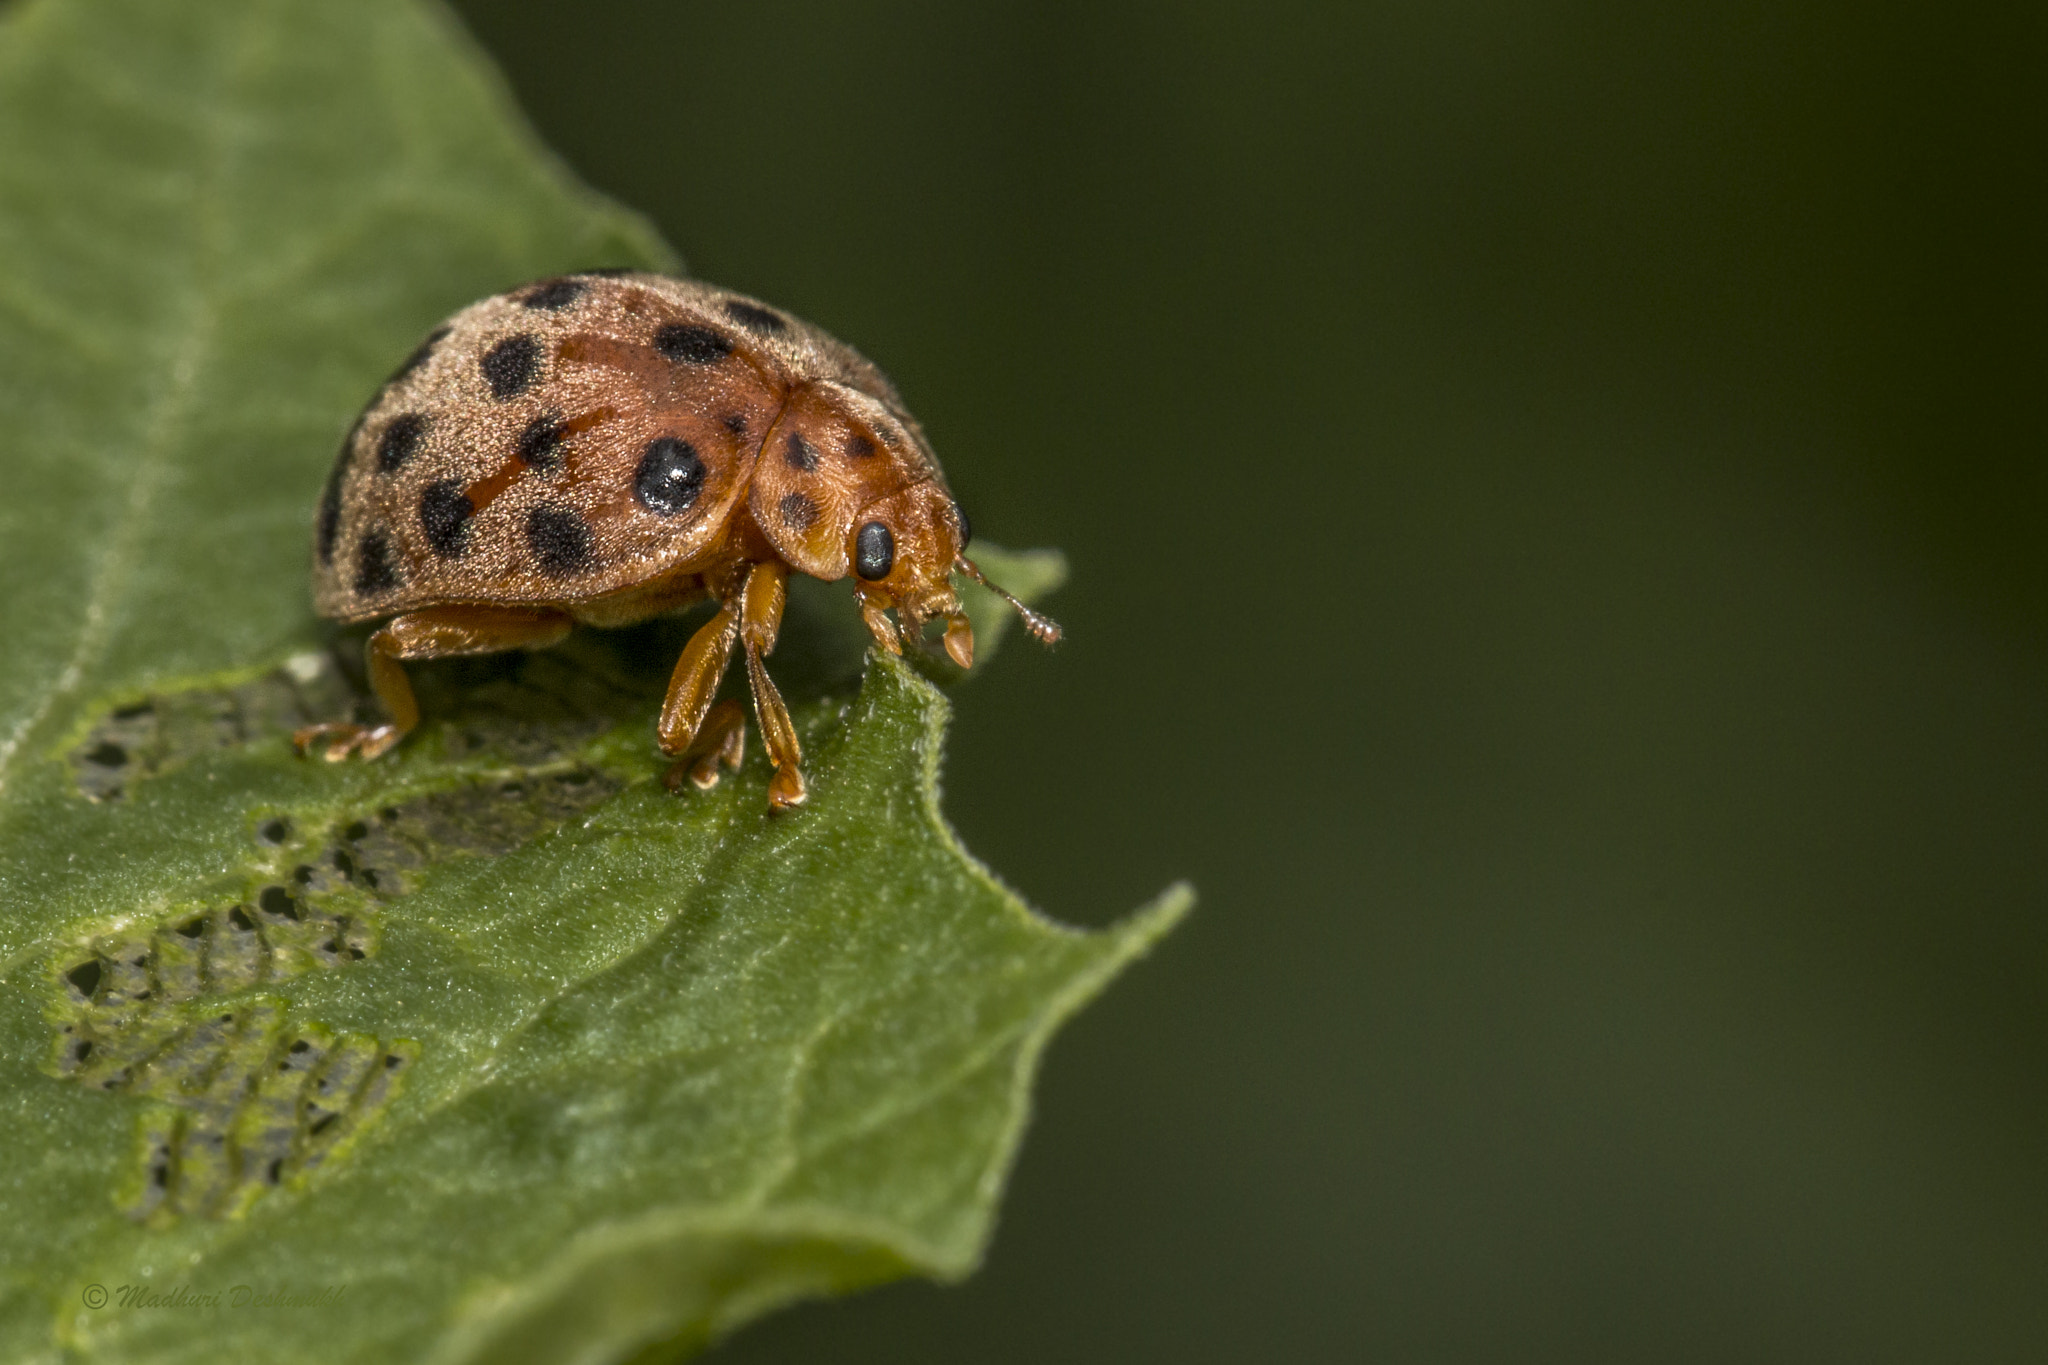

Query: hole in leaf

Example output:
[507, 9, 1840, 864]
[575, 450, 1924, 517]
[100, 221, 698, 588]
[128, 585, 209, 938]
[309, 1114, 337, 1136]
[257, 817, 292, 845]
[175, 916, 206, 939]
[228, 907, 255, 931]
[72, 1039, 94, 1063]
[258, 886, 302, 920]
[290, 1040, 311, 1054]
[344, 820, 370, 841]
[65, 960, 103, 998]
[83, 741, 127, 767]
[112, 702, 153, 720]
[267, 1158, 283, 1183]
[293, 864, 317, 885]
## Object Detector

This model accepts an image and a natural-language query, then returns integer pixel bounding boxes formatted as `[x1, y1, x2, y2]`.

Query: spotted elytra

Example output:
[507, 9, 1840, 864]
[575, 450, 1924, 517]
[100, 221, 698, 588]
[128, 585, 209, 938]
[299, 270, 1058, 809]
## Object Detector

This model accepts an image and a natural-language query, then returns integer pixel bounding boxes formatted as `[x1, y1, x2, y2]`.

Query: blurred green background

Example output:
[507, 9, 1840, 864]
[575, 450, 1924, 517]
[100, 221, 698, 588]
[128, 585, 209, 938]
[446, 2, 2047, 1359]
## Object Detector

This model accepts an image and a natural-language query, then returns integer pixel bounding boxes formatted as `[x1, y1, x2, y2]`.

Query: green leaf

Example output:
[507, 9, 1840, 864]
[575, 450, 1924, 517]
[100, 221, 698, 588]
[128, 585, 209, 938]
[0, 2, 1187, 1362]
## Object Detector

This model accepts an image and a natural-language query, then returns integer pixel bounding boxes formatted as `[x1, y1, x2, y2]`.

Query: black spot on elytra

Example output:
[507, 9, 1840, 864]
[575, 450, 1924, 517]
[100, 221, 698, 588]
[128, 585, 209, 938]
[855, 521, 895, 580]
[480, 333, 542, 399]
[721, 413, 747, 438]
[634, 436, 706, 516]
[377, 412, 428, 472]
[654, 323, 732, 364]
[354, 530, 400, 593]
[420, 479, 473, 558]
[721, 299, 787, 333]
[527, 505, 593, 576]
[783, 431, 819, 472]
[388, 325, 450, 384]
[779, 492, 819, 531]
[521, 277, 585, 310]
[516, 412, 569, 470]
[844, 433, 877, 460]
[317, 460, 344, 564]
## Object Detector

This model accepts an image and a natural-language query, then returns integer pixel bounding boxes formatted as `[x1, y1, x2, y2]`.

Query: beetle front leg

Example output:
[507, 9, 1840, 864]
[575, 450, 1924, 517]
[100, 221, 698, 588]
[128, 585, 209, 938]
[740, 560, 806, 809]
[295, 605, 573, 761]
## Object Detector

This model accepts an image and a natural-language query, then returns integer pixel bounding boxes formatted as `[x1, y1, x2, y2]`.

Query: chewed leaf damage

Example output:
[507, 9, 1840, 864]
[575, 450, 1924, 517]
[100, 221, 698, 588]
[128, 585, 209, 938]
[48, 705, 621, 1221]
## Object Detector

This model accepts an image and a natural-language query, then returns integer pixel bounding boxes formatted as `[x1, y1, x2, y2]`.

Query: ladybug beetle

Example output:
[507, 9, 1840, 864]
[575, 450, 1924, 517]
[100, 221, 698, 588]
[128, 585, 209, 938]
[298, 270, 1058, 809]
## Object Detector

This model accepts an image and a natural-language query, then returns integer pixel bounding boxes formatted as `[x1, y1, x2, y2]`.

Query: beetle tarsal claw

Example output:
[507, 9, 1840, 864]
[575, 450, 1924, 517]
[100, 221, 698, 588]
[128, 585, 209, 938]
[292, 722, 400, 763]
[768, 765, 808, 809]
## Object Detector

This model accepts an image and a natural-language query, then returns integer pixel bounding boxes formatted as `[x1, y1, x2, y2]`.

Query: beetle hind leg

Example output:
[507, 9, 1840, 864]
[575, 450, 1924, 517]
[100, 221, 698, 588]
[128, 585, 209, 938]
[294, 606, 572, 762]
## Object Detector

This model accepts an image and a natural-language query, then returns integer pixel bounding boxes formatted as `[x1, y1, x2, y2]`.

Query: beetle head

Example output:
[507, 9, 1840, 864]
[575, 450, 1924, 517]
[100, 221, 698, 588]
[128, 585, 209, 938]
[849, 480, 1059, 668]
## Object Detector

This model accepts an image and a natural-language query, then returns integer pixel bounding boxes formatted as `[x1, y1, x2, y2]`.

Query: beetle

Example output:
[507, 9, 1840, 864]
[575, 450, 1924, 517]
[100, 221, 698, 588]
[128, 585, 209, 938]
[297, 270, 1057, 809]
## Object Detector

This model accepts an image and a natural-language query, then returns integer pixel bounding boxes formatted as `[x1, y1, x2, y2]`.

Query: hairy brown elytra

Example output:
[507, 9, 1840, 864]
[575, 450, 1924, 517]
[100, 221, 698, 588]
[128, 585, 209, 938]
[300, 271, 1058, 809]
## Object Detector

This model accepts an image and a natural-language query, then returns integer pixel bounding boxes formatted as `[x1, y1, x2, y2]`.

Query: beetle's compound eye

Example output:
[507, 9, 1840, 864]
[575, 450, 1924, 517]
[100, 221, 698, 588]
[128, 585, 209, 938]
[954, 506, 972, 549]
[855, 521, 895, 580]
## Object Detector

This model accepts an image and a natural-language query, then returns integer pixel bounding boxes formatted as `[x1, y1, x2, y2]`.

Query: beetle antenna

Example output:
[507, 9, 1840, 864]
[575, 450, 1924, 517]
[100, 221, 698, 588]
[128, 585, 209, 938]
[955, 555, 1062, 645]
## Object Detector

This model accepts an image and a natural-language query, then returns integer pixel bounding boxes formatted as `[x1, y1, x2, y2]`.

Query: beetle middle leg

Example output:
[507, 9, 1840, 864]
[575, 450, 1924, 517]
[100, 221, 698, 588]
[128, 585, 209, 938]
[294, 605, 574, 761]
[662, 699, 745, 794]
